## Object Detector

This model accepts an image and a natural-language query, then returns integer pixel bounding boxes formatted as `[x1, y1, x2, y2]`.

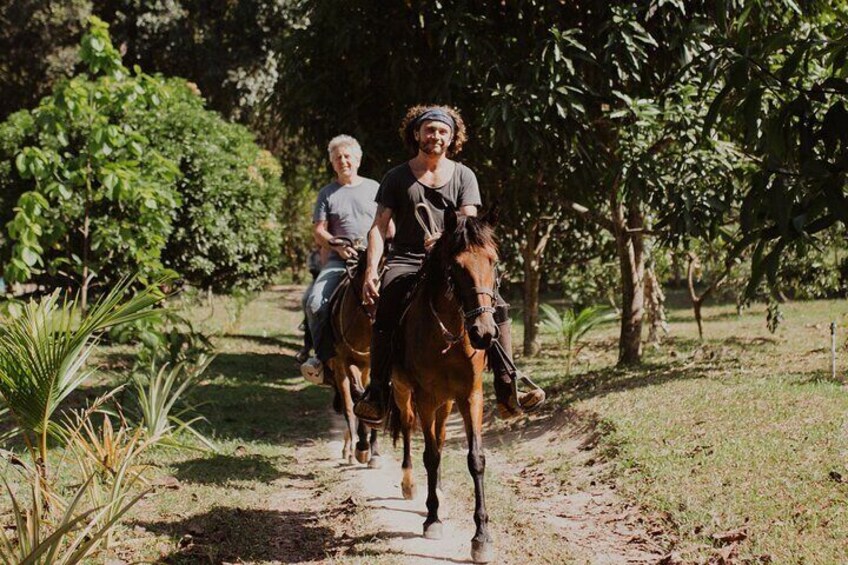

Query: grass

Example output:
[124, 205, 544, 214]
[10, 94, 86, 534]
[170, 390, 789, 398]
[4, 286, 848, 563]
[520, 290, 848, 563]
[116, 290, 349, 563]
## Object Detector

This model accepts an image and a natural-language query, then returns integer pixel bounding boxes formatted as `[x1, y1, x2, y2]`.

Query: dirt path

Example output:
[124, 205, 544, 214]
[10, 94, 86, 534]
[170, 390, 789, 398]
[305, 408, 667, 564]
[325, 417, 479, 564]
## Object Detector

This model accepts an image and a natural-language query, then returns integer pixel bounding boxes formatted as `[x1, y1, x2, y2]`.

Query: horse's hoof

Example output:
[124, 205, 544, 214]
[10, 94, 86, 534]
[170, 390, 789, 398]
[355, 448, 370, 464]
[368, 455, 382, 469]
[423, 521, 443, 540]
[471, 540, 494, 563]
[401, 481, 416, 500]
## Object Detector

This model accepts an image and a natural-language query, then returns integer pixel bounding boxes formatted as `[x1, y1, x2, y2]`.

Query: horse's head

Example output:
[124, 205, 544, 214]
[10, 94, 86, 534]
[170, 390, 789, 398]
[437, 211, 500, 350]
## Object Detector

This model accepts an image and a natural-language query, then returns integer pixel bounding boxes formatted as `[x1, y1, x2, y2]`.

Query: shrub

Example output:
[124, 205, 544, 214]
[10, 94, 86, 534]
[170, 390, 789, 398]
[0, 17, 287, 295]
[129, 81, 286, 292]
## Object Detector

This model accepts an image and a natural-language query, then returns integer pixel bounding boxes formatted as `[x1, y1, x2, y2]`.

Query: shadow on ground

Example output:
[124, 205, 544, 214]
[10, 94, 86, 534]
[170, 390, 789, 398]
[221, 332, 305, 352]
[192, 380, 331, 443]
[172, 454, 287, 486]
[137, 506, 340, 564]
[209, 351, 300, 384]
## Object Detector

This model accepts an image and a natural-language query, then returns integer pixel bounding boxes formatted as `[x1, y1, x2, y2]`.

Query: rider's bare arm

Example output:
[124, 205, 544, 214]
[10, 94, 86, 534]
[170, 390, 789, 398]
[314, 220, 355, 260]
[459, 205, 478, 217]
[313, 220, 334, 248]
[363, 205, 393, 305]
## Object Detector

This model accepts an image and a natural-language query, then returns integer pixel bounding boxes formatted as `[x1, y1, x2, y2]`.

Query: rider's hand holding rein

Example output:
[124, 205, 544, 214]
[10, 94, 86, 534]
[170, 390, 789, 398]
[331, 241, 357, 260]
[424, 231, 442, 251]
[363, 204, 393, 320]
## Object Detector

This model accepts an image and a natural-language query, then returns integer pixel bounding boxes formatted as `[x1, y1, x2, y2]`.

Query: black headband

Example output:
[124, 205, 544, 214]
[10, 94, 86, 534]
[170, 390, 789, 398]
[414, 108, 455, 132]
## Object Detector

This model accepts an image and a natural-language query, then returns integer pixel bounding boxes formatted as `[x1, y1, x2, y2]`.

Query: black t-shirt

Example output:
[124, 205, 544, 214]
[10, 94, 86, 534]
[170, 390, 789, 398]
[375, 161, 482, 253]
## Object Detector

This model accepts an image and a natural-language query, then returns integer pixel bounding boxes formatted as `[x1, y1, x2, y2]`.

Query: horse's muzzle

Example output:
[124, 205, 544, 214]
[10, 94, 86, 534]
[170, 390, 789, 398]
[468, 316, 498, 350]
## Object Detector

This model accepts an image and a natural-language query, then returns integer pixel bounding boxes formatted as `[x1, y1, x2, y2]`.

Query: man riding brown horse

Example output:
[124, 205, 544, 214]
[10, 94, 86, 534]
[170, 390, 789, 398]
[354, 104, 546, 426]
[301, 135, 378, 394]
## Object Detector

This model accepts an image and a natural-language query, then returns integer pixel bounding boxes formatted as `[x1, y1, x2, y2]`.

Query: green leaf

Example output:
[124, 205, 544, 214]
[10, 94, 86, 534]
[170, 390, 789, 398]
[20, 248, 40, 267]
[103, 173, 118, 190]
[15, 153, 27, 175]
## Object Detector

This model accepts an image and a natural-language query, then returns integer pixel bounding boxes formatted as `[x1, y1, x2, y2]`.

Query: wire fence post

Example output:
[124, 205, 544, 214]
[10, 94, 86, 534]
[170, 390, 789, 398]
[831, 321, 837, 382]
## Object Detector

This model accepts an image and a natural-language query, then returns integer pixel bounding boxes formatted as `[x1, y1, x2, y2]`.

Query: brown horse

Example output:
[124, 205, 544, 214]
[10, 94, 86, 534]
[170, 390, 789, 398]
[327, 243, 381, 467]
[388, 213, 499, 563]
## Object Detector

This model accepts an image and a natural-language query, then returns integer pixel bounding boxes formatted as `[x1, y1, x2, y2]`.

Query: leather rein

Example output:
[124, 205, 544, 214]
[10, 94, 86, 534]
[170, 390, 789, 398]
[415, 203, 496, 353]
[331, 237, 371, 357]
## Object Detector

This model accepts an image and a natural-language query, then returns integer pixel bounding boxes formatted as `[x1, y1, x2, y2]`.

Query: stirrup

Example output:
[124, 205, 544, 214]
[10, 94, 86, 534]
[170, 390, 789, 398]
[354, 394, 385, 426]
[295, 348, 310, 364]
[515, 373, 545, 412]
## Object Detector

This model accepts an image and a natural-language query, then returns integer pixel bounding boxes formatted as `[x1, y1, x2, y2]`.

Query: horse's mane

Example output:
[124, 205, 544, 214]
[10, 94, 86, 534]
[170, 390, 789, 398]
[422, 215, 498, 284]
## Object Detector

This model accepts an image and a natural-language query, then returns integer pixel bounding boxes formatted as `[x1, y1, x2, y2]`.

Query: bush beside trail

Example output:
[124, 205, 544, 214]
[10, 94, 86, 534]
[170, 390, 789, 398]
[0, 17, 286, 296]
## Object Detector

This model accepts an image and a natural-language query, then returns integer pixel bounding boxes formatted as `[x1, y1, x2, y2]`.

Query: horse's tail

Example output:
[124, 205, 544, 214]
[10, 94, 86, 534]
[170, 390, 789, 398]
[386, 387, 402, 446]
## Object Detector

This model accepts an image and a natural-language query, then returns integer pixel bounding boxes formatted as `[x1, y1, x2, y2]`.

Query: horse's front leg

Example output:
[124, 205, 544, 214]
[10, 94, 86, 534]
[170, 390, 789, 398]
[458, 391, 494, 563]
[393, 381, 417, 499]
[420, 406, 443, 540]
[334, 359, 356, 465]
[350, 366, 372, 464]
[367, 426, 382, 468]
[435, 401, 453, 500]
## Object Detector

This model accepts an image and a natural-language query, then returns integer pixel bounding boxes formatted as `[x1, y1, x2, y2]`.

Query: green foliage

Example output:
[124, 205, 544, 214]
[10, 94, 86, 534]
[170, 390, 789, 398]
[703, 2, 848, 296]
[128, 82, 285, 291]
[0, 470, 146, 564]
[277, 161, 320, 283]
[0, 16, 287, 294]
[777, 228, 848, 299]
[559, 257, 621, 311]
[0, 0, 92, 121]
[109, 308, 214, 369]
[0, 278, 163, 469]
[131, 355, 216, 451]
[541, 303, 617, 376]
[1, 17, 181, 299]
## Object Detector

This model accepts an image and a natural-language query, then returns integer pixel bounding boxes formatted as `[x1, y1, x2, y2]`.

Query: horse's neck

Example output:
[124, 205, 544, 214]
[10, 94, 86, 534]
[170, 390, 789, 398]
[426, 274, 463, 329]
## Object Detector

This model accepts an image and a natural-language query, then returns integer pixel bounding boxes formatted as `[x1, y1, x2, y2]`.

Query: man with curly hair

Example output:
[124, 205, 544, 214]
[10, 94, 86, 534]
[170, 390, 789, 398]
[354, 105, 545, 425]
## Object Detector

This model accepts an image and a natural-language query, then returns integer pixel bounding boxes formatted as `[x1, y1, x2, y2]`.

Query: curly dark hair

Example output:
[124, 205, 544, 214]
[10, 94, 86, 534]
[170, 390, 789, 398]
[399, 104, 468, 157]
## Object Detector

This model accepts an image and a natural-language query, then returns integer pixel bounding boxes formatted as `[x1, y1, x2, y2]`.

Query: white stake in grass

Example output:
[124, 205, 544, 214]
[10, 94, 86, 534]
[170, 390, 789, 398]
[831, 321, 837, 381]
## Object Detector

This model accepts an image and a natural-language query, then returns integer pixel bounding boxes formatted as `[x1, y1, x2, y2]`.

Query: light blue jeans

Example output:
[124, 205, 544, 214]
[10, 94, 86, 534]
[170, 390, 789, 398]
[302, 259, 347, 362]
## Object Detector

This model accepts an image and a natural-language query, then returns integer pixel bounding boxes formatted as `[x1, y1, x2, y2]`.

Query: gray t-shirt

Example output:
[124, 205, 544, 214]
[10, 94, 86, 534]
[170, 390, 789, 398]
[313, 178, 380, 260]
[376, 162, 481, 253]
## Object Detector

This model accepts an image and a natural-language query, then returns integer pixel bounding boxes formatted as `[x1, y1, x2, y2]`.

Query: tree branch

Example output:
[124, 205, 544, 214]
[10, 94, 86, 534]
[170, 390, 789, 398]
[561, 198, 616, 233]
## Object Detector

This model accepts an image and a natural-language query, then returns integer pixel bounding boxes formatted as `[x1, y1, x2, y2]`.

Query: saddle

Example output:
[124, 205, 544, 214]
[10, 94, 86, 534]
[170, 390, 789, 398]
[326, 239, 368, 348]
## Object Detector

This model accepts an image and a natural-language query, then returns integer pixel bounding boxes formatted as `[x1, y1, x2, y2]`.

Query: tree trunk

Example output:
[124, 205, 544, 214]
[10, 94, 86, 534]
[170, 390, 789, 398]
[644, 265, 667, 346]
[522, 224, 542, 357]
[613, 203, 645, 366]
[687, 251, 736, 341]
[687, 252, 705, 340]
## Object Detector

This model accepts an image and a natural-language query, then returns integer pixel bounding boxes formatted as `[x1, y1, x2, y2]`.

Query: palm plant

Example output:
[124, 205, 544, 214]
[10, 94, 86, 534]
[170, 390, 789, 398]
[540, 303, 617, 376]
[0, 279, 164, 477]
[0, 395, 17, 445]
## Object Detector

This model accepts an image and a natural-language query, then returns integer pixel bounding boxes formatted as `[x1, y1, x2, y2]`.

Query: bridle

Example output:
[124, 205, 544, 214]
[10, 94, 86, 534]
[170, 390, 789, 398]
[414, 203, 497, 352]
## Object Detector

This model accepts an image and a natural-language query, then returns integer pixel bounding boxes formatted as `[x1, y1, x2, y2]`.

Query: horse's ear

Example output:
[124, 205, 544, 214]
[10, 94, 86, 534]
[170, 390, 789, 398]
[443, 208, 459, 234]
